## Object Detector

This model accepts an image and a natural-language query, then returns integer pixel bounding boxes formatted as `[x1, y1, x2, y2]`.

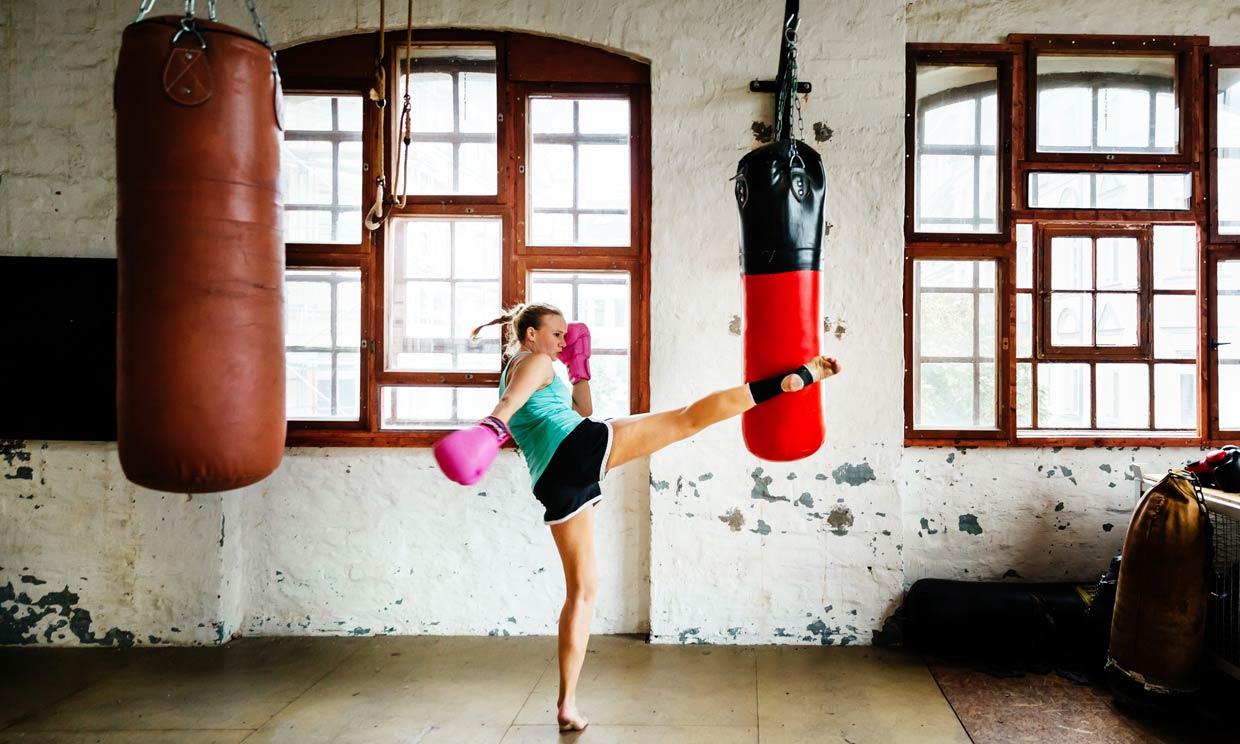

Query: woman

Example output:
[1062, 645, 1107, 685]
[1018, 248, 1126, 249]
[435, 302, 840, 732]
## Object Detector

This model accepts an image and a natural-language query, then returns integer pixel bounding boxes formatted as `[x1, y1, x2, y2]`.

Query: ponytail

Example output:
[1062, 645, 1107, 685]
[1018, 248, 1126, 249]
[470, 302, 562, 356]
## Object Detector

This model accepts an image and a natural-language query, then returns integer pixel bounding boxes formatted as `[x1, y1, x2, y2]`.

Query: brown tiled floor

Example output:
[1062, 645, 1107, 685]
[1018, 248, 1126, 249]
[928, 662, 1236, 744]
[3, 636, 1232, 743]
[0, 636, 968, 743]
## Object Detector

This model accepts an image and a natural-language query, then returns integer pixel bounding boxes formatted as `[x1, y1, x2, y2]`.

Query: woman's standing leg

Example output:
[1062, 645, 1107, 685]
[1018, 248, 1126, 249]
[549, 505, 597, 732]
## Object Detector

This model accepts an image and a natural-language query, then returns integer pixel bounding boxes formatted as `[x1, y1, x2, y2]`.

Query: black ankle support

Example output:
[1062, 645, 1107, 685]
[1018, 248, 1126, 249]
[748, 365, 813, 405]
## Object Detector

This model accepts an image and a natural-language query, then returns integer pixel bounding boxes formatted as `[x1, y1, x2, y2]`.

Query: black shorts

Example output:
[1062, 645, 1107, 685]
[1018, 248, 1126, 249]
[533, 418, 614, 525]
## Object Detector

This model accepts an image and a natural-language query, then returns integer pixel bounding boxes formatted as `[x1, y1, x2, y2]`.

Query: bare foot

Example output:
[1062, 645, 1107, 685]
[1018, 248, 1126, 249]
[557, 704, 589, 733]
[782, 355, 841, 392]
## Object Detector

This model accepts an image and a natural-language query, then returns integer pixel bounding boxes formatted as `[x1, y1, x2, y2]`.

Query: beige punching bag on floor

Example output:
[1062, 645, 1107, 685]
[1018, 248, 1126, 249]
[1108, 470, 1213, 693]
[115, 4, 285, 493]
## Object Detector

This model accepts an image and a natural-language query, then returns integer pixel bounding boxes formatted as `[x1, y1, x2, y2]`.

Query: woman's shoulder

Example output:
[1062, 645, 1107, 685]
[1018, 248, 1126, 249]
[508, 352, 553, 384]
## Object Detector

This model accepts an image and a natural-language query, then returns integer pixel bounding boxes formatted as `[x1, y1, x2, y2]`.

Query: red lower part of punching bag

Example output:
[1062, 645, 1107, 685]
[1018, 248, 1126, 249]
[742, 271, 824, 461]
[115, 16, 286, 492]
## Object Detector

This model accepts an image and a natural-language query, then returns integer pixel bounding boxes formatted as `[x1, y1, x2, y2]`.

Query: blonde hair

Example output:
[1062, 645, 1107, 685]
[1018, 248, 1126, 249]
[470, 302, 564, 357]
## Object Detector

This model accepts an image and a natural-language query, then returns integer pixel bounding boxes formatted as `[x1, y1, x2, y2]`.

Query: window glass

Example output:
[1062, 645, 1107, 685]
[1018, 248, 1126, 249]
[528, 97, 631, 246]
[386, 217, 503, 372]
[1219, 68, 1240, 234]
[285, 268, 363, 421]
[282, 95, 365, 243]
[914, 64, 1000, 234]
[401, 45, 498, 196]
[1028, 172, 1191, 210]
[381, 386, 496, 429]
[1036, 54, 1178, 154]
[912, 260, 998, 429]
[1220, 262, 1240, 430]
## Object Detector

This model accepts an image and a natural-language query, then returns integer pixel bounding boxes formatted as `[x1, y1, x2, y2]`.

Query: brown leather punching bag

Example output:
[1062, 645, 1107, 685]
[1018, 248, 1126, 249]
[115, 15, 285, 493]
[1108, 471, 1212, 693]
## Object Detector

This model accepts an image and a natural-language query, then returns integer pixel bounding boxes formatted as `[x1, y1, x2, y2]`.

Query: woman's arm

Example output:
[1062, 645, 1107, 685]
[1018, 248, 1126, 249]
[571, 380, 592, 418]
[490, 354, 553, 423]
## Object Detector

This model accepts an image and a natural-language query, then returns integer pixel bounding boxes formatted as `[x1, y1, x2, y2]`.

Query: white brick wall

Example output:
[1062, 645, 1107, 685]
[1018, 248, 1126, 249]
[1, 0, 1233, 646]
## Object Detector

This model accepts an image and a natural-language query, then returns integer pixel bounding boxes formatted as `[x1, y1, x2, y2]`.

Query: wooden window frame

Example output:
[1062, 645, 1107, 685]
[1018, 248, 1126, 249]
[279, 31, 651, 447]
[1035, 223, 1153, 360]
[904, 45, 1015, 244]
[903, 246, 1012, 443]
[905, 35, 1226, 447]
[1013, 34, 1207, 168]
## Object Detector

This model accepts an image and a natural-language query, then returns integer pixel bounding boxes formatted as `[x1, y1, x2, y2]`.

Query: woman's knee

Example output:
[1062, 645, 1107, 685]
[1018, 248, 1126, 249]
[566, 577, 598, 605]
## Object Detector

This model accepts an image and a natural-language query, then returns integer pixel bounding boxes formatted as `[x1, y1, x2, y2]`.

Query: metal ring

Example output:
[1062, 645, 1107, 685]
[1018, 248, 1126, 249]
[172, 17, 207, 50]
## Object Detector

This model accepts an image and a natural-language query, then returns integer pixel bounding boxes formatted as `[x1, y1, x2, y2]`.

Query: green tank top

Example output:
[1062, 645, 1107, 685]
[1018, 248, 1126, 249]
[499, 352, 583, 485]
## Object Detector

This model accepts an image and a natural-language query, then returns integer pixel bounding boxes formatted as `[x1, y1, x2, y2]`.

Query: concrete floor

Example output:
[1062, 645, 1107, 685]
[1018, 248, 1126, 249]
[0, 635, 970, 743]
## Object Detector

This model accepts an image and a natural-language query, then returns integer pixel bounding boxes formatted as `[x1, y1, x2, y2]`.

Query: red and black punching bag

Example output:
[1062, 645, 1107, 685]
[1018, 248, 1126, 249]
[735, 141, 826, 461]
[734, 1, 826, 461]
[115, 14, 286, 492]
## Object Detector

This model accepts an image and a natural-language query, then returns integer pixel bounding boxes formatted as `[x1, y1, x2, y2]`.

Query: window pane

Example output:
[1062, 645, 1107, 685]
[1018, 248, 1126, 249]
[1217, 68, 1240, 234]
[285, 96, 333, 130]
[1051, 236, 1092, 290]
[1220, 262, 1240, 429]
[387, 218, 503, 372]
[1096, 364, 1149, 428]
[401, 45, 498, 196]
[1095, 238, 1138, 291]
[381, 386, 496, 430]
[914, 63, 1000, 234]
[1017, 223, 1033, 289]
[1028, 172, 1191, 210]
[1038, 363, 1090, 428]
[1153, 295, 1197, 359]
[1050, 293, 1092, 346]
[912, 260, 997, 430]
[285, 268, 362, 421]
[1220, 364, 1240, 430]
[1036, 54, 1177, 154]
[528, 96, 632, 247]
[1016, 294, 1032, 357]
[1153, 225, 1197, 290]
[1017, 363, 1033, 427]
[282, 95, 364, 244]
[528, 271, 632, 419]
[1154, 364, 1196, 430]
[1095, 294, 1138, 347]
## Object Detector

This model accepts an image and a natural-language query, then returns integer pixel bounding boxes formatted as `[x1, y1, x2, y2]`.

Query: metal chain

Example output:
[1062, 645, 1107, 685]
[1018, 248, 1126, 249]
[778, 18, 806, 169]
[136, 0, 263, 43]
[244, 0, 272, 50]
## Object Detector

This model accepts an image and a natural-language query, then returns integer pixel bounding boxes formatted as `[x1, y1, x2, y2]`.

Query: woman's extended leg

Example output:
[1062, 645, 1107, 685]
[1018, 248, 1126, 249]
[606, 355, 839, 472]
[549, 504, 597, 732]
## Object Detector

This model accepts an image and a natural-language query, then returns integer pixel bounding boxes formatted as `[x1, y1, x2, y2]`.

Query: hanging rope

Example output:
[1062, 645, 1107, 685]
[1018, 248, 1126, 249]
[365, 0, 415, 229]
[364, 0, 390, 230]
[392, 0, 414, 210]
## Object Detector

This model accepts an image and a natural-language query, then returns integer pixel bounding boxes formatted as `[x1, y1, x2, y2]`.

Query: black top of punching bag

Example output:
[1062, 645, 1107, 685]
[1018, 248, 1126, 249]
[734, 139, 825, 275]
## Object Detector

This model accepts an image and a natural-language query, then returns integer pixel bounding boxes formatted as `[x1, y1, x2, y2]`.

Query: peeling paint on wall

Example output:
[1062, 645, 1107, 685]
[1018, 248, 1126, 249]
[831, 461, 875, 487]
[728, 315, 741, 336]
[1, 580, 136, 647]
[826, 505, 854, 536]
[719, 508, 745, 532]
[751, 520, 771, 535]
[958, 514, 982, 535]
[750, 468, 789, 502]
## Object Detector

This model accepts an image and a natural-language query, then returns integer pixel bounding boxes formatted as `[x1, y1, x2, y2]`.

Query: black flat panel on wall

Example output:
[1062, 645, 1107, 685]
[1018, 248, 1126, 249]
[0, 257, 117, 441]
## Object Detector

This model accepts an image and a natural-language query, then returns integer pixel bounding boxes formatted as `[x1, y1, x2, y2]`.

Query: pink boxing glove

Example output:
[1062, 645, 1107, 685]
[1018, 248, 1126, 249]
[561, 322, 592, 384]
[433, 416, 511, 485]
